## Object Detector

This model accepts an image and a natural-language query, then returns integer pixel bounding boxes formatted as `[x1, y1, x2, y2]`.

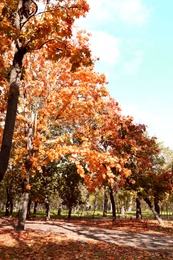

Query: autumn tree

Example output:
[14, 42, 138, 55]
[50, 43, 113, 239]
[0, 0, 91, 183]
[0, 2, 134, 225]
[28, 162, 59, 219]
[57, 158, 84, 219]
[0, 0, 93, 230]
[95, 101, 165, 220]
[2, 45, 119, 229]
[123, 138, 173, 225]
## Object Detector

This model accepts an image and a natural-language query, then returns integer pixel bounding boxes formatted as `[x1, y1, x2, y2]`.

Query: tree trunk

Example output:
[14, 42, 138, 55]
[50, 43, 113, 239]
[109, 186, 116, 221]
[0, 0, 34, 182]
[5, 188, 13, 217]
[0, 48, 26, 182]
[5, 188, 10, 216]
[17, 178, 30, 231]
[27, 198, 32, 219]
[136, 197, 142, 220]
[154, 197, 160, 215]
[57, 203, 62, 216]
[143, 197, 164, 225]
[34, 201, 38, 214]
[68, 207, 72, 219]
[85, 194, 89, 216]
[9, 198, 13, 216]
[45, 199, 50, 220]
[17, 192, 30, 231]
[103, 187, 109, 217]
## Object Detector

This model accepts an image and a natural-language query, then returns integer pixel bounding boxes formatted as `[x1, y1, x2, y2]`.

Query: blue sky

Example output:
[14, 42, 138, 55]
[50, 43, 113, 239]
[77, 0, 173, 149]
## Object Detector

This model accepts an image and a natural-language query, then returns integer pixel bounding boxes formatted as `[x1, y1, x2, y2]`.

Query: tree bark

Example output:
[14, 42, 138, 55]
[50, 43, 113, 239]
[34, 201, 38, 214]
[5, 188, 13, 216]
[109, 186, 116, 221]
[17, 177, 31, 231]
[27, 198, 32, 218]
[10, 198, 13, 216]
[0, 51, 26, 181]
[103, 187, 109, 217]
[5, 188, 11, 216]
[136, 197, 142, 220]
[0, 0, 29, 182]
[154, 197, 160, 215]
[57, 203, 62, 216]
[68, 207, 72, 219]
[17, 191, 30, 231]
[45, 199, 50, 220]
[143, 197, 164, 225]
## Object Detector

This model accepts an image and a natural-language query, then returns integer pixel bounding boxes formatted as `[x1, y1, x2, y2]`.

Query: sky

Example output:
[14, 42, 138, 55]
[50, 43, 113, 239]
[76, 0, 173, 149]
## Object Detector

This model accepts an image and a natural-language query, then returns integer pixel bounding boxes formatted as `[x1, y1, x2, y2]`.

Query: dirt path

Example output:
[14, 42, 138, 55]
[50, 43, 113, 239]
[1, 218, 173, 253]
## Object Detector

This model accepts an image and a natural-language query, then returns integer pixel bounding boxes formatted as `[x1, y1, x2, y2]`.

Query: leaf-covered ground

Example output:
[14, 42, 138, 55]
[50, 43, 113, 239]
[0, 217, 173, 259]
[62, 218, 173, 235]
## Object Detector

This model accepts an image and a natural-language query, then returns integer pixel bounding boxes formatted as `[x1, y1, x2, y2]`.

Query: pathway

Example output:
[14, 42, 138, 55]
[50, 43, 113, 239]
[25, 220, 173, 253]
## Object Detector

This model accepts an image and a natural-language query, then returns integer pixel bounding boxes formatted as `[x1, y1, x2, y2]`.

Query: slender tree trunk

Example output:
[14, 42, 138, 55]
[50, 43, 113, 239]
[143, 197, 164, 225]
[45, 199, 50, 220]
[92, 196, 97, 218]
[136, 197, 142, 220]
[17, 111, 34, 229]
[34, 201, 38, 214]
[27, 198, 32, 218]
[103, 187, 109, 217]
[57, 202, 62, 216]
[109, 186, 116, 221]
[5, 188, 11, 217]
[5, 188, 13, 216]
[9, 198, 13, 216]
[85, 194, 89, 216]
[68, 207, 72, 219]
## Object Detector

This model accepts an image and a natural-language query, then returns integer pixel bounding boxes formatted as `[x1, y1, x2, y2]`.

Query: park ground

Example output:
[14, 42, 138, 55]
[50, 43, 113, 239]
[0, 217, 173, 259]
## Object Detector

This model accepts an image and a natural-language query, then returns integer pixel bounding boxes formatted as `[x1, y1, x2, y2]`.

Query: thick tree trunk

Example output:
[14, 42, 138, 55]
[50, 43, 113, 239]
[154, 197, 160, 215]
[17, 178, 30, 231]
[17, 192, 30, 231]
[0, 0, 35, 181]
[143, 197, 164, 225]
[0, 0, 28, 182]
[103, 188, 109, 217]
[136, 197, 142, 220]
[109, 186, 116, 221]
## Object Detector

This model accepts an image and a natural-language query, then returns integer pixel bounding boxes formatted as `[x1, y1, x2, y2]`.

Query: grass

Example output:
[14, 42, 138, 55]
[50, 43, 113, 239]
[0, 208, 172, 220]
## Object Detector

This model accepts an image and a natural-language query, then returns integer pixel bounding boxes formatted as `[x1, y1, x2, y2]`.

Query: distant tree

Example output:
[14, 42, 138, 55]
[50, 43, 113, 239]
[57, 158, 85, 219]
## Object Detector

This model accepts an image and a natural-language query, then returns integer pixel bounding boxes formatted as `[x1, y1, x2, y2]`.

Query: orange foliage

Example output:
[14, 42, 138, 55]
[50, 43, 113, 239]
[0, 1, 163, 193]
